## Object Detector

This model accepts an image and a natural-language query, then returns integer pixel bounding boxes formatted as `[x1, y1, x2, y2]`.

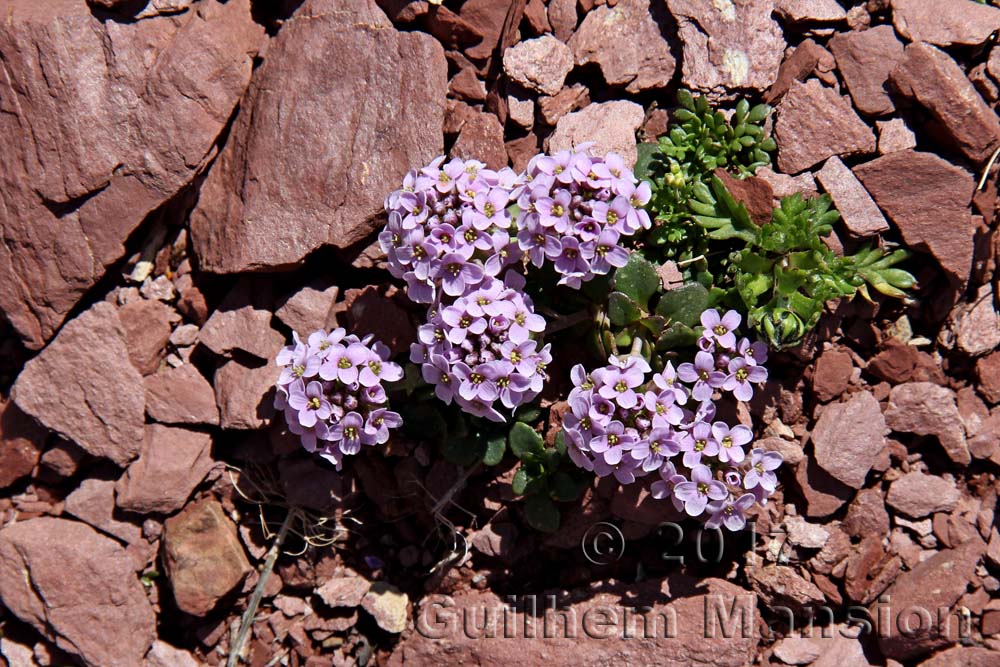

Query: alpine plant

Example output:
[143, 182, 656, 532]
[275, 328, 403, 470]
[562, 309, 782, 531]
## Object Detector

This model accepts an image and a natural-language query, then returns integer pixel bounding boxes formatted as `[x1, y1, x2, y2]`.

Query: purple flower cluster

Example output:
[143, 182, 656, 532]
[561, 309, 779, 531]
[516, 148, 652, 288]
[380, 156, 521, 304]
[275, 328, 403, 470]
[410, 274, 552, 422]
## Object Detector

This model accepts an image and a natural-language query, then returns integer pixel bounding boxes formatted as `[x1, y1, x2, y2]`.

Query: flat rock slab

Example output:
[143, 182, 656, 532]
[0, 517, 155, 667]
[548, 100, 645, 167]
[163, 499, 251, 617]
[874, 536, 986, 661]
[115, 424, 215, 515]
[885, 382, 970, 465]
[387, 576, 757, 666]
[665, 0, 785, 101]
[775, 79, 875, 174]
[828, 25, 903, 117]
[503, 35, 573, 96]
[12, 302, 145, 467]
[892, 0, 1000, 47]
[890, 42, 1000, 165]
[145, 363, 220, 426]
[886, 471, 961, 518]
[854, 150, 975, 288]
[0, 0, 262, 349]
[569, 0, 676, 93]
[189, 0, 447, 273]
[811, 391, 886, 488]
[815, 157, 888, 237]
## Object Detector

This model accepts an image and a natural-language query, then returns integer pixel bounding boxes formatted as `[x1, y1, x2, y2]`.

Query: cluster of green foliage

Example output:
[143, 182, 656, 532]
[627, 90, 915, 350]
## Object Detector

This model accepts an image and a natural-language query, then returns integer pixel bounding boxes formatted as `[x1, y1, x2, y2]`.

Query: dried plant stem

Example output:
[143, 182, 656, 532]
[227, 509, 295, 667]
[978, 143, 1000, 191]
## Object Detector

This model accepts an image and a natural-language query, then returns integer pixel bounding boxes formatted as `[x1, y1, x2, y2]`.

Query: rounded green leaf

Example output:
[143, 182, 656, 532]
[483, 435, 507, 466]
[509, 422, 544, 460]
[613, 253, 660, 308]
[524, 495, 561, 532]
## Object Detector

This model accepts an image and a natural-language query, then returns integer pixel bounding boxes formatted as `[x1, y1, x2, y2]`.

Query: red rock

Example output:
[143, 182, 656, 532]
[844, 535, 901, 604]
[815, 156, 889, 237]
[874, 536, 987, 661]
[163, 499, 252, 617]
[885, 382, 971, 465]
[887, 472, 961, 518]
[569, 0, 676, 93]
[214, 359, 276, 430]
[854, 150, 975, 287]
[538, 84, 591, 126]
[189, 0, 446, 273]
[795, 457, 854, 518]
[507, 133, 541, 172]
[764, 39, 837, 104]
[277, 457, 347, 512]
[275, 280, 340, 336]
[177, 284, 209, 326]
[773, 0, 846, 23]
[118, 299, 177, 376]
[665, 0, 784, 100]
[424, 5, 482, 50]
[811, 391, 885, 489]
[507, 89, 535, 129]
[547, 0, 577, 42]
[388, 576, 757, 666]
[64, 478, 144, 545]
[0, 517, 155, 667]
[969, 413, 1000, 461]
[957, 386, 989, 437]
[524, 0, 550, 35]
[749, 565, 826, 612]
[145, 640, 202, 667]
[775, 79, 876, 174]
[448, 67, 486, 102]
[199, 304, 283, 363]
[0, 400, 45, 489]
[469, 522, 518, 559]
[315, 574, 370, 609]
[917, 647, 1000, 667]
[890, 42, 1000, 165]
[892, 0, 1000, 47]
[12, 302, 144, 467]
[811, 348, 854, 402]
[451, 111, 508, 170]
[503, 35, 573, 96]
[713, 170, 774, 226]
[828, 25, 904, 117]
[458, 0, 510, 61]
[145, 363, 220, 426]
[376, 0, 429, 22]
[877, 118, 917, 154]
[977, 353, 1000, 404]
[950, 284, 1000, 357]
[115, 425, 214, 515]
[867, 338, 945, 385]
[771, 636, 822, 665]
[844, 487, 890, 539]
[38, 440, 86, 481]
[0, 0, 261, 350]
[548, 100, 645, 167]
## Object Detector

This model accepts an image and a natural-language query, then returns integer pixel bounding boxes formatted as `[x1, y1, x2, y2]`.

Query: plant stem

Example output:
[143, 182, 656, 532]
[227, 510, 295, 667]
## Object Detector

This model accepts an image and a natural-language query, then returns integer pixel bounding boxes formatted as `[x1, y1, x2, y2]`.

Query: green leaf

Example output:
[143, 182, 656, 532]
[516, 407, 542, 424]
[633, 142, 659, 181]
[509, 422, 545, 460]
[524, 495, 561, 532]
[614, 253, 660, 308]
[441, 437, 486, 467]
[550, 471, 589, 502]
[655, 282, 710, 327]
[512, 467, 529, 495]
[655, 322, 700, 350]
[608, 291, 643, 326]
[483, 435, 507, 466]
